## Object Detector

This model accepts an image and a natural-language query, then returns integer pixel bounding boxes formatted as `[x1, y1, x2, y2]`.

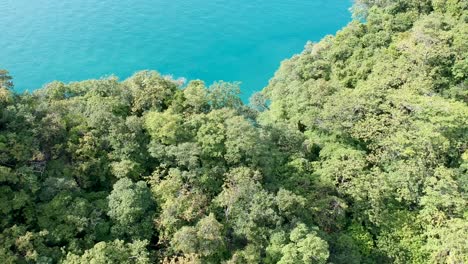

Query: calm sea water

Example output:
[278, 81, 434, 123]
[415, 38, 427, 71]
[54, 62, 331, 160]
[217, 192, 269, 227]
[1, 0, 351, 100]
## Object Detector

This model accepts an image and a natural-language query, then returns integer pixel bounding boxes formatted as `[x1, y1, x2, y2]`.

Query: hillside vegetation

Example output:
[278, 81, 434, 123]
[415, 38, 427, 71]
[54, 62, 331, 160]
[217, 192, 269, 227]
[0, 0, 467, 263]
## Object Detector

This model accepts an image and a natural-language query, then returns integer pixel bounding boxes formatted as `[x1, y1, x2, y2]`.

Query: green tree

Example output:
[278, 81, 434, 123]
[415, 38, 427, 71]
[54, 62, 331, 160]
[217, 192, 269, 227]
[266, 224, 329, 264]
[64, 239, 151, 264]
[0, 69, 13, 90]
[107, 178, 156, 240]
[171, 213, 225, 259]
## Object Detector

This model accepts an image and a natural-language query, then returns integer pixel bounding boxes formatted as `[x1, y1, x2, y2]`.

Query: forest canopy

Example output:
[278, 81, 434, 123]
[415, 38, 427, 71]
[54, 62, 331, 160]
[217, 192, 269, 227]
[1, 0, 467, 263]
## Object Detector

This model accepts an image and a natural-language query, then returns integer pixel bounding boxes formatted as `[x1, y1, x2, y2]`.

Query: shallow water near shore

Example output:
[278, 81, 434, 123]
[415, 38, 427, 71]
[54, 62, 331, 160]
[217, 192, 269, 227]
[1, 0, 351, 100]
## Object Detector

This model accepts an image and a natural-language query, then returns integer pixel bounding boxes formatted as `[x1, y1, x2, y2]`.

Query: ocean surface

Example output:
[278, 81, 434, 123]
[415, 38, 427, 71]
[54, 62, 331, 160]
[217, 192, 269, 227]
[1, 0, 351, 100]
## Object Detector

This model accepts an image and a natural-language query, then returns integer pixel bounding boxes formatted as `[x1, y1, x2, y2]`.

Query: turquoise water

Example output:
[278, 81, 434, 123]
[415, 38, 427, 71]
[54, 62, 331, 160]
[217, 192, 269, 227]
[1, 0, 351, 100]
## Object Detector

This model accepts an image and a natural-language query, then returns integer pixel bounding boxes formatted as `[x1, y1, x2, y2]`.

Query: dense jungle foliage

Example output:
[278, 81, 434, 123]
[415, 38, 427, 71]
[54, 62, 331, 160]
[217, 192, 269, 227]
[0, 0, 467, 263]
